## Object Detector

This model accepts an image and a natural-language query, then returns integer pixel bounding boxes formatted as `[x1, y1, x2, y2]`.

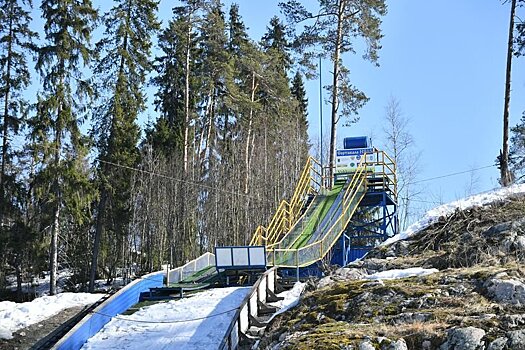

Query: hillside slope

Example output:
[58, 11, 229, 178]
[258, 190, 525, 350]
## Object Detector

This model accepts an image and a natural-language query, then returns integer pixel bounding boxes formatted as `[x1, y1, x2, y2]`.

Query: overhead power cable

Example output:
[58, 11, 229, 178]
[8, 143, 272, 203]
[97, 159, 265, 202]
[407, 164, 496, 185]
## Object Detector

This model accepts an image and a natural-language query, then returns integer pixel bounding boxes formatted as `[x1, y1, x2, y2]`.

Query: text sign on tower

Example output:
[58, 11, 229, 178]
[214, 246, 267, 270]
[336, 147, 375, 173]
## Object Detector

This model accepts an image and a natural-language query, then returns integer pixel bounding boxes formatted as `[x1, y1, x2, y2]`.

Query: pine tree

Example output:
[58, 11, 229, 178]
[500, 0, 518, 186]
[261, 16, 291, 73]
[173, 0, 205, 174]
[281, 0, 387, 188]
[258, 16, 301, 189]
[501, 0, 524, 185]
[89, 0, 160, 291]
[31, 0, 97, 295]
[150, 16, 192, 156]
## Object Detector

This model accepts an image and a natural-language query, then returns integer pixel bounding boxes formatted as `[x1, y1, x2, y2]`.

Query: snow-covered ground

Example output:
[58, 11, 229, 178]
[365, 267, 439, 280]
[0, 293, 104, 340]
[3, 185, 522, 346]
[383, 183, 525, 246]
[6, 269, 126, 297]
[81, 287, 251, 350]
[6, 269, 74, 297]
[268, 282, 305, 320]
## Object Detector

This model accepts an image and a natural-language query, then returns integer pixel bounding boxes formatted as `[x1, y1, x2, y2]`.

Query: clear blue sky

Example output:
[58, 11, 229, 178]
[172, 0, 523, 210]
[25, 1, 525, 213]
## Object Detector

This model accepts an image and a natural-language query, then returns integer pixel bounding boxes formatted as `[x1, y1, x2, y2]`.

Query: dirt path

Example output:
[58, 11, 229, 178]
[0, 305, 85, 350]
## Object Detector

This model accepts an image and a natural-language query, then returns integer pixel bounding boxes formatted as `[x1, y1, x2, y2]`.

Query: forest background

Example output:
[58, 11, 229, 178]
[1, 0, 524, 300]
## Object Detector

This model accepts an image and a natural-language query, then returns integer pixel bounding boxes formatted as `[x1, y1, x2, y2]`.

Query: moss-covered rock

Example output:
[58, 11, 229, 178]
[257, 196, 525, 350]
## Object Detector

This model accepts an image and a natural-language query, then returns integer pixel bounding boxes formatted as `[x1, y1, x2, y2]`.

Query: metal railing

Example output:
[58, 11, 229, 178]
[266, 149, 397, 268]
[166, 252, 215, 284]
[267, 159, 368, 267]
[218, 267, 278, 350]
[267, 179, 346, 252]
[249, 156, 322, 246]
[365, 148, 397, 197]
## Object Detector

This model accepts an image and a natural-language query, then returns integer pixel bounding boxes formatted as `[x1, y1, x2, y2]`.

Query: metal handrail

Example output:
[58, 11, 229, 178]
[218, 267, 278, 350]
[269, 176, 367, 267]
[267, 148, 399, 268]
[264, 148, 397, 268]
[249, 156, 323, 246]
[267, 159, 368, 267]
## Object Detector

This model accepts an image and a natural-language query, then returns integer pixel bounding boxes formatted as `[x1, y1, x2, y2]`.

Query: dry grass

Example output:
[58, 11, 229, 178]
[258, 196, 525, 350]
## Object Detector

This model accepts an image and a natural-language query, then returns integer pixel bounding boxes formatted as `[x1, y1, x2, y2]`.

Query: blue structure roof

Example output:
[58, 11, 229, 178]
[343, 136, 369, 149]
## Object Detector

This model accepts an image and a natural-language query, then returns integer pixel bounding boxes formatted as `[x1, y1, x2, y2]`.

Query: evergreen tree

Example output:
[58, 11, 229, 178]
[281, 0, 387, 188]
[228, 4, 248, 55]
[173, 0, 205, 174]
[89, 0, 160, 291]
[510, 113, 525, 182]
[150, 16, 191, 155]
[260, 16, 291, 73]
[196, 0, 229, 172]
[291, 72, 308, 119]
[500, 0, 518, 186]
[148, 0, 204, 265]
[31, 0, 97, 295]
[0, 0, 37, 289]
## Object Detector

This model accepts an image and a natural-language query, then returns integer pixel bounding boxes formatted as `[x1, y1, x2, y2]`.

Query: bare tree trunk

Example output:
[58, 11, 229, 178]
[328, 0, 345, 189]
[0, 9, 14, 226]
[202, 88, 215, 168]
[89, 189, 106, 292]
[501, 0, 516, 187]
[49, 190, 60, 295]
[49, 111, 63, 295]
[244, 72, 257, 194]
[15, 257, 22, 301]
[183, 21, 192, 174]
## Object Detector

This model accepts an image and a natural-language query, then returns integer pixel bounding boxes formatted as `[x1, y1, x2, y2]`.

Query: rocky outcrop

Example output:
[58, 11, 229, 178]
[439, 327, 485, 350]
[484, 274, 525, 306]
[257, 196, 525, 350]
[317, 267, 366, 288]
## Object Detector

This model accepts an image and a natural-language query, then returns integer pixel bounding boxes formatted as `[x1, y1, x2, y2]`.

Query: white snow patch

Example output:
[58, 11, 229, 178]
[0, 293, 104, 340]
[6, 269, 74, 297]
[365, 267, 438, 280]
[383, 183, 525, 246]
[268, 282, 305, 321]
[90, 278, 126, 292]
[81, 286, 251, 350]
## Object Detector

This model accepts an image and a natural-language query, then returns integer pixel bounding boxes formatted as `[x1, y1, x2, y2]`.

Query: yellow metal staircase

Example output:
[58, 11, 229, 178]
[249, 156, 322, 246]
[250, 149, 396, 269]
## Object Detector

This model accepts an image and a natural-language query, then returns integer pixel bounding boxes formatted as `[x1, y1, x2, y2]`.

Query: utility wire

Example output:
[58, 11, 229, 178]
[407, 164, 496, 185]
[9, 142, 272, 203]
[8, 142, 500, 196]
[91, 306, 239, 324]
[400, 197, 443, 205]
[97, 159, 265, 202]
